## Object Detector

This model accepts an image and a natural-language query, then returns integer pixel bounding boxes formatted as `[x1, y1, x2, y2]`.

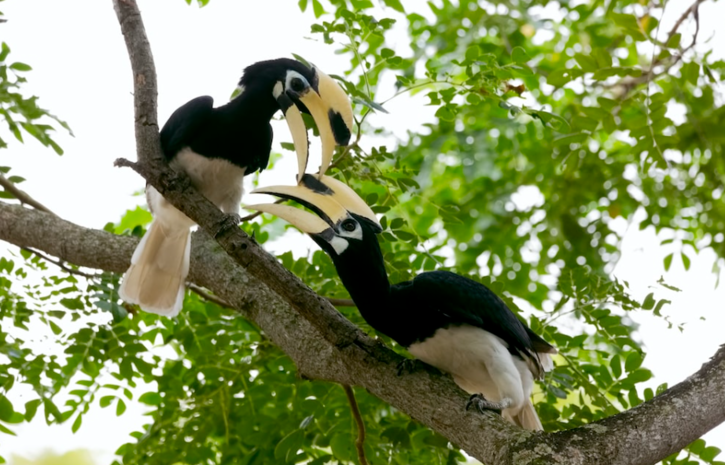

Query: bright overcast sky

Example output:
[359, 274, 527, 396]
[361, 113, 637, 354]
[2, 0, 724, 463]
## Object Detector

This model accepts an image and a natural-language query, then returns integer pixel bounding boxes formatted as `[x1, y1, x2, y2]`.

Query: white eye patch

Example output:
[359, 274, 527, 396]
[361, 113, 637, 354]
[285, 70, 311, 93]
[339, 223, 363, 241]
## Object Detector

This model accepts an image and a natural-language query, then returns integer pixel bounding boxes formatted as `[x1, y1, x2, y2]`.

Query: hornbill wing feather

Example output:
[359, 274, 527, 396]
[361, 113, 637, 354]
[160, 96, 215, 158]
[410, 270, 554, 357]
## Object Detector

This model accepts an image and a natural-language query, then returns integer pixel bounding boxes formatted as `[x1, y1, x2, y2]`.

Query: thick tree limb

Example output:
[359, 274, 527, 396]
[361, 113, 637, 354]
[0, 200, 518, 464]
[112, 0, 162, 165]
[0, 1, 692, 463]
[2, 202, 725, 464]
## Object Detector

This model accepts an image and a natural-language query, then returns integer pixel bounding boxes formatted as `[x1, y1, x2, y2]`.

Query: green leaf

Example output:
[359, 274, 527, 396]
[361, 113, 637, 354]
[667, 32, 681, 48]
[60, 297, 84, 311]
[383, 0, 405, 12]
[352, 96, 389, 114]
[298, 0, 308, 12]
[390, 218, 404, 229]
[553, 133, 587, 146]
[574, 53, 598, 72]
[653, 299, 670, 316]
[291, 53, 311, 68]
[72, 413, 82, 433]
[380, 48, 395, 59]
[625, 352, 643, 372]
[138, 392, 162, 406]
[116, 399, 126, 416]
[274, 429, 304, 462]
[663, 253, 673, 271]
[681, 252, 691, 271]
[700, 446, 721, 462]
[511, 46, 530, 64]
[592, 48, 613, 68]
[465, 45, 479, 62]
[547, 68, 583, 87]
[311, 0, 325, 18]
[611, 355, 622, 378]
[9, 62, 32, 72]
[24, 399, 41, 421]
[0, 395, 14, 422]
[115, 206, 153, 234]
[642, 292, 655, 310]
[0, 423, 16, 436]
[682, 62, 700, 85]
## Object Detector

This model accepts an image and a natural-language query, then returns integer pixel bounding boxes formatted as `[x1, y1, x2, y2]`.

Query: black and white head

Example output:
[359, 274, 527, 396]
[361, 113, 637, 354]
[239, 58, 353, 180]
[246, 174, 382, 257]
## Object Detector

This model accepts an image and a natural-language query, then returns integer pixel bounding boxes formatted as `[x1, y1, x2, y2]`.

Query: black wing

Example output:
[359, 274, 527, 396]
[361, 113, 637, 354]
[159, 96, 214, 159]
[410, 270, 554, 358]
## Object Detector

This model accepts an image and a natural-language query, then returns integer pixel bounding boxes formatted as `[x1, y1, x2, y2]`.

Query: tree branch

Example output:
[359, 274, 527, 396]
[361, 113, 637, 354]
[610, 0, 704, 96]
[0, 173, 56, 215]
[343, 384, 369, 465]
[112, 0, 162, 165]
[21, 246, 98, 279]
[2, 201, 725, 464]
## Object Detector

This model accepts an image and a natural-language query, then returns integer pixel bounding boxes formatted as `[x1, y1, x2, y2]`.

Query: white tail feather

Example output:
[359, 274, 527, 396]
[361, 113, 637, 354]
[119, 220, 191, 316]
[503, 399, 543, 431]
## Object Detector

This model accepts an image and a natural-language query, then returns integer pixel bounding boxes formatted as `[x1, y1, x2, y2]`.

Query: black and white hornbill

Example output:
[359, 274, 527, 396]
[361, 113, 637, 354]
[120, 58, 353, 317]
[245, 175, 557, 430]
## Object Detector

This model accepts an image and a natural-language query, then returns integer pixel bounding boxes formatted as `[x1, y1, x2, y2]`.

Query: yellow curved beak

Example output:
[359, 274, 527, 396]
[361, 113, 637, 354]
[244, 202, 331, 235]
[296, 69, 353, 179]
[249, 174, 380, 230]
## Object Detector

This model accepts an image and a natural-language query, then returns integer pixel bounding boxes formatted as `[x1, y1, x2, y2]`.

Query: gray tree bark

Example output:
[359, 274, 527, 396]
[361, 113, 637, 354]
[0, 1, 723, 464]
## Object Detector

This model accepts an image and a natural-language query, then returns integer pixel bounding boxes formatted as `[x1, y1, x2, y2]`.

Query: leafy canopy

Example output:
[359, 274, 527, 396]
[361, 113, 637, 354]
[0, 0, 723, 464]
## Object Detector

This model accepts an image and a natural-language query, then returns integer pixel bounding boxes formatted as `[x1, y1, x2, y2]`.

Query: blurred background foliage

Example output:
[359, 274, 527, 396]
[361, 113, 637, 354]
[1, 0, 724, 464]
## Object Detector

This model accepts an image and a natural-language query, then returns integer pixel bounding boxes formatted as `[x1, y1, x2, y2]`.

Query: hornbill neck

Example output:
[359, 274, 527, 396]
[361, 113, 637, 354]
[328, 234, 392, 316]
[222, 84, 280, 122]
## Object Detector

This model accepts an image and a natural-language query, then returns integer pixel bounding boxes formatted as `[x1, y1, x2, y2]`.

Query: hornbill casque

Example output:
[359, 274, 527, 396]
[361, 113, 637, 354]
[245, 175, 557, 430]
[120, 58, 353, 317]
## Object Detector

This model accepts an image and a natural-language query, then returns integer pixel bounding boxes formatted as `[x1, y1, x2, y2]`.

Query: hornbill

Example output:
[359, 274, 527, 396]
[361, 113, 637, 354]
[245, 175, 557, 430]
[120, 58, 353, 317]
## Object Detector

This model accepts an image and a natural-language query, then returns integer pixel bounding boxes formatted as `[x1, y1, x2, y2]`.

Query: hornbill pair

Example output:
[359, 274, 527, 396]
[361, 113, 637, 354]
[247, 175, 557, 430]
[120, 58, 353, 316]
[119, 56, 556, 431]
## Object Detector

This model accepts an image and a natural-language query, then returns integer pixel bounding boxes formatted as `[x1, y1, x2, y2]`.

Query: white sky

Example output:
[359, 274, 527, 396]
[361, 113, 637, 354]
[1, 0, 724, 463]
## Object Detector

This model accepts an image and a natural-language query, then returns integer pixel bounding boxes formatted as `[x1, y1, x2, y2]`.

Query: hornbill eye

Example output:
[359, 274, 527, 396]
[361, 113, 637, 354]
[290, 77, 306, 93]
[341, 219, 357, 232]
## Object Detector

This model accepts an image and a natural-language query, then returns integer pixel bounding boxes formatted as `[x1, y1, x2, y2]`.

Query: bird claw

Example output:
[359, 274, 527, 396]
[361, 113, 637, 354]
[465, 394, 510, 415]
[396, 358, 423, 376]
[223, 213, 242, 229]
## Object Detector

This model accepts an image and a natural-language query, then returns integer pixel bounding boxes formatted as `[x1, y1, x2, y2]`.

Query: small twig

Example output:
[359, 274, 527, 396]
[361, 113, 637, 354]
[240, 198, 286, 223]
[666, 0, 705, 43]
[610, 0, 704, 97]
[189, 281, 353, 309]
[0, 174, 56, 216]
[188, 283, 234, 309]
[20, 247, 98, 279]
[342, 384, 369, 465]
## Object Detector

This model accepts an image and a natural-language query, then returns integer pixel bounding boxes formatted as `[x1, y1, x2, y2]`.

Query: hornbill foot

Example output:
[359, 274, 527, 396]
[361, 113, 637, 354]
[217, 213, 242, 235]
[396, 358, 425, 376]
[465, 394, 512, 415]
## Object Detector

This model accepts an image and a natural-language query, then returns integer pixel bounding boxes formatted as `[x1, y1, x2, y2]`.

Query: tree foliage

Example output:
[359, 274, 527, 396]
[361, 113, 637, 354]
[1, 0, 724, 464]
